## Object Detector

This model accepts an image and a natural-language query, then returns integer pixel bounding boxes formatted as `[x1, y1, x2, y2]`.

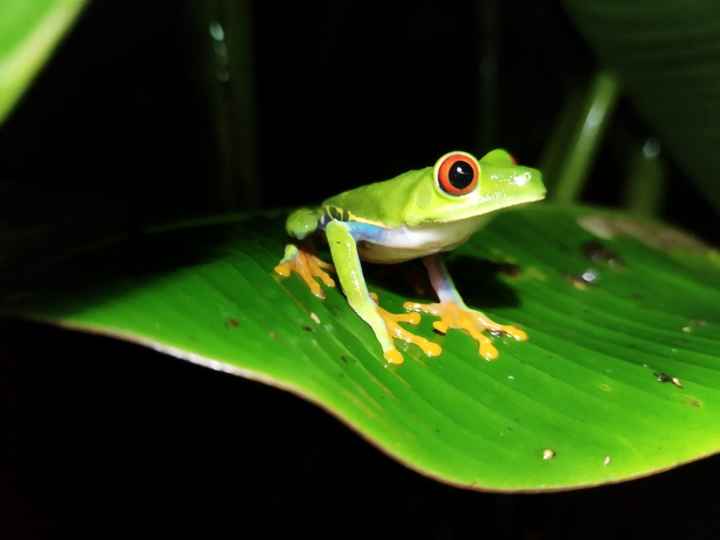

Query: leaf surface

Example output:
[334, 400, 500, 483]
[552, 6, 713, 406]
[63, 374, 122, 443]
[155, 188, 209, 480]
[9, 205, 720, 491]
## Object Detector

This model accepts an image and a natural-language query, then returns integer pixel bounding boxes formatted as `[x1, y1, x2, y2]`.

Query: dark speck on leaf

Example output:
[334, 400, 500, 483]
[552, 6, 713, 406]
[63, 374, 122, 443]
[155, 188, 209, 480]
[655, 372, 683, 388]
[340, 355, 349, 363]
[582, 240, 625, 268]
[226, 318, 239, 328]
[495, 262, 521, 277]
[302, 325, 313, 332]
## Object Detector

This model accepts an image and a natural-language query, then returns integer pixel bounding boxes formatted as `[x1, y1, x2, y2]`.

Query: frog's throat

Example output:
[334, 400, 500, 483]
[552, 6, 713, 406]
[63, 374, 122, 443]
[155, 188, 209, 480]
[355, 214, 489, 264]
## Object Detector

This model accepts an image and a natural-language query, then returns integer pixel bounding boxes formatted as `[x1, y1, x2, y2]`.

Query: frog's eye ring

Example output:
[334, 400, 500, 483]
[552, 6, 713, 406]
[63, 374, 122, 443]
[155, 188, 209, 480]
[435, 151, 480, 196]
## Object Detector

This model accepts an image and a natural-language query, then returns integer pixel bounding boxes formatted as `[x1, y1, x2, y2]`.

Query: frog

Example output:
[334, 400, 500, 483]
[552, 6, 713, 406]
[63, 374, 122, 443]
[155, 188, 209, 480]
[274, 149, 546, 365]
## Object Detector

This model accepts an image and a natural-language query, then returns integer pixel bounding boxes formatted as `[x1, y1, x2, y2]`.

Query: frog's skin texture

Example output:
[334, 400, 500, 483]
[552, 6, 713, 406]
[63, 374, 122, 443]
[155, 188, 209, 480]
[275, 150, 546, 364]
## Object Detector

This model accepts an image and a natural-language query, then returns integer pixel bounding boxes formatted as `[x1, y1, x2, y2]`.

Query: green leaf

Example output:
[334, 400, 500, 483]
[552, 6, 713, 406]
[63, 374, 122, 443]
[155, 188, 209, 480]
[7, 205, 720, 491]
[0, 0, 85, 124]
[562, 1, 720, 209]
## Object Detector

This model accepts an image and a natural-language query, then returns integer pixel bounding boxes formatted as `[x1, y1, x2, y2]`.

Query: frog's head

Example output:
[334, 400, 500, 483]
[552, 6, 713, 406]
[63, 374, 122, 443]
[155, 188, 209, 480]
[403, 149, 546, 226]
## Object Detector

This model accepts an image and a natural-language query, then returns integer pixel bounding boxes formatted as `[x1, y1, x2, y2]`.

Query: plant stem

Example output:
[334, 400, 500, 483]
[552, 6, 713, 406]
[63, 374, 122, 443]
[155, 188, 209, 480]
[623, 137, 666, 217]
[190, 0, 260, 211]
[544, 71, 620, 203]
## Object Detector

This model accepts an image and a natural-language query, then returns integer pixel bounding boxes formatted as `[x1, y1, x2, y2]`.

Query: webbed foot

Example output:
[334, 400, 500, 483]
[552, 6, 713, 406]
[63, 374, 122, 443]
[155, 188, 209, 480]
[274, 245, 335, 298]
[403, 300, 527, 360]
[370, 293, 441, 364]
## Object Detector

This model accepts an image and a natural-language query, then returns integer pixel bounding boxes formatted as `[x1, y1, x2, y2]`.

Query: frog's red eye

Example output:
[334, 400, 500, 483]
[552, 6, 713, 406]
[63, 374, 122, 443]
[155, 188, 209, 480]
[436, 152, 479, 196]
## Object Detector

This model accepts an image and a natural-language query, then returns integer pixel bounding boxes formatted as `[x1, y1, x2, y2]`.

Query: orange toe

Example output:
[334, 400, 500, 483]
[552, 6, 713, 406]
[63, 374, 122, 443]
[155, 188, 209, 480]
[274, 249, 335, 298]
[404, 300, 527, 361]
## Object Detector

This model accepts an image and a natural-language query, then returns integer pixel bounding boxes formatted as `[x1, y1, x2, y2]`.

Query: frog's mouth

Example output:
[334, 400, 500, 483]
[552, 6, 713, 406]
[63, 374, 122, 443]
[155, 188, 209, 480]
[438, 191, 547, 225]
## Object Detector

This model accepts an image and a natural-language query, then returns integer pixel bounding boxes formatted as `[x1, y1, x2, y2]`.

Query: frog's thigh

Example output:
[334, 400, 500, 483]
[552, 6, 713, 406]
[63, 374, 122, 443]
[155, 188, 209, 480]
[324, 220, 395, 354]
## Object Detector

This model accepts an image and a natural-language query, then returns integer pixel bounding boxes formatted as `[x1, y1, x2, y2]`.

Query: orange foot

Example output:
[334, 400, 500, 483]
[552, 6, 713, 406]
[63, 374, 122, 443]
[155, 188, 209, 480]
[369, 293, 442, 364]
[274, 245, 335, 298]
[403, 300, 527, 361]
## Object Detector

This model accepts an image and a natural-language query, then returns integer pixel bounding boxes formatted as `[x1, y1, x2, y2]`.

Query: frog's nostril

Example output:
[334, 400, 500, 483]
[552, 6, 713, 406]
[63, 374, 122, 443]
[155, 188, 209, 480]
[511, 171, 532, 186]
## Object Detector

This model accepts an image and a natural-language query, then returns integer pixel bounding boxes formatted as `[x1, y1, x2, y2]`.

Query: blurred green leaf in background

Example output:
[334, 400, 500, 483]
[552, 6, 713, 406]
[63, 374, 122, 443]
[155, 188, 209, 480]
[0, 0, 85, 124]
[563, 0, 720, 212]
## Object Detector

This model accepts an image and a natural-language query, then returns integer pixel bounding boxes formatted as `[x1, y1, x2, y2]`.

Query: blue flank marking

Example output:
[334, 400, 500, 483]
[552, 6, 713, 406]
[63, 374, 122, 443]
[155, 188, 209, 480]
[319, 217, 389, 243]
[346, 221, 389, 242]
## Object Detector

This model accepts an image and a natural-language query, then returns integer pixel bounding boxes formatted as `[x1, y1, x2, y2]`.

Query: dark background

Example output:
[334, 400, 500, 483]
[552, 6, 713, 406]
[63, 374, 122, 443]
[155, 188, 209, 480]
[2, 1, 719, 538]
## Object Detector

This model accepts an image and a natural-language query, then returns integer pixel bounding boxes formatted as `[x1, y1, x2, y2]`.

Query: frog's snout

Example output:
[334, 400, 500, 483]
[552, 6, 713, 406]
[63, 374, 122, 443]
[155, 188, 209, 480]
[510, 166, 546, 200]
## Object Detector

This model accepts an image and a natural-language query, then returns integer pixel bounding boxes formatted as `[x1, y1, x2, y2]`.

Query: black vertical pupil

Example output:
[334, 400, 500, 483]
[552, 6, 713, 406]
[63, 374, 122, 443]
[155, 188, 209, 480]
[448, 160, 474, 189]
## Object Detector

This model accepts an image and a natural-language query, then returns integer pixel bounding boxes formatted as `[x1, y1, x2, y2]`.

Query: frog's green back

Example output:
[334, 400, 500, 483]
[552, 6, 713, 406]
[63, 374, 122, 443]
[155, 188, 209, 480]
[322, 168, 430, 228]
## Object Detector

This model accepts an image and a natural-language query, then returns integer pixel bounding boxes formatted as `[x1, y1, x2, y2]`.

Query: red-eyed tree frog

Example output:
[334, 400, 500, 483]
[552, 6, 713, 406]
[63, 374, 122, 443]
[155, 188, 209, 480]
[275, 150, 546, 365]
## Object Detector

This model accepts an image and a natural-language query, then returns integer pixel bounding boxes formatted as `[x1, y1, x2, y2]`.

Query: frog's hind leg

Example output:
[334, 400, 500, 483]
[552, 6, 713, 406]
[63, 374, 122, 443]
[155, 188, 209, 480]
[404, 254, 527, 360]
[325, 220, 440, 364]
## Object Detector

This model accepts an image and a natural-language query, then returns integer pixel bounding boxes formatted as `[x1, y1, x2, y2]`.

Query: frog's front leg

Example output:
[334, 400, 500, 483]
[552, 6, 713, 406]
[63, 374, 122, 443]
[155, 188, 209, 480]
[274, 208, 337, 298]
[404, 254, 527, 360]
[274, 244, 336, 299]
[325, 221, 440, 365]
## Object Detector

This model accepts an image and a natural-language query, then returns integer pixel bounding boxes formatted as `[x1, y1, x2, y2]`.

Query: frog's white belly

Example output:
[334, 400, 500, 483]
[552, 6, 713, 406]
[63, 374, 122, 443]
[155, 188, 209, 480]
[357, 215, 490, 264]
